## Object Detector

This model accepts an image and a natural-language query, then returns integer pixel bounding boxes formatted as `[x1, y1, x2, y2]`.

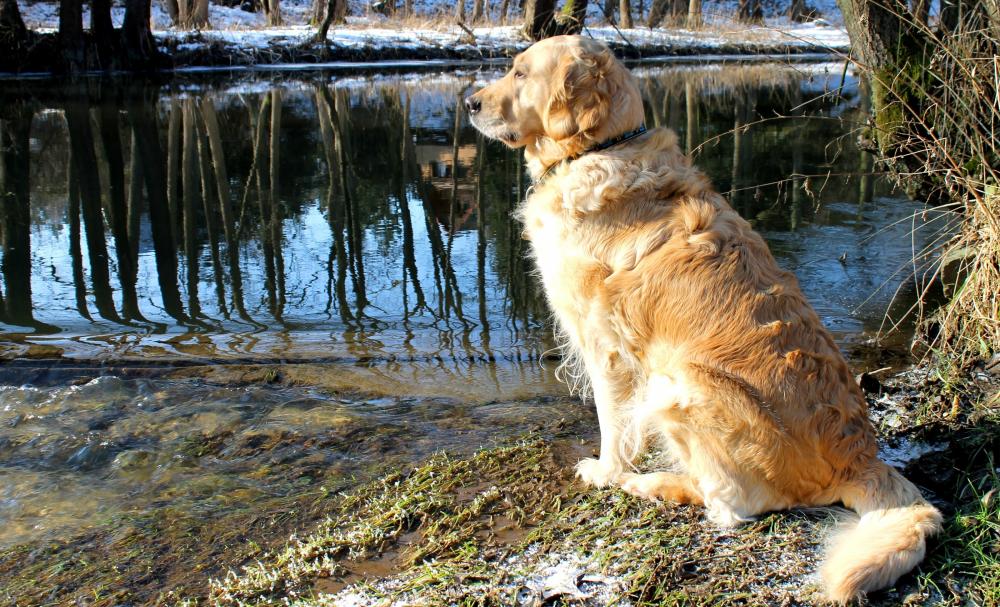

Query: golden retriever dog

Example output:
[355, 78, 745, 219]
[466, 35, 942, 603]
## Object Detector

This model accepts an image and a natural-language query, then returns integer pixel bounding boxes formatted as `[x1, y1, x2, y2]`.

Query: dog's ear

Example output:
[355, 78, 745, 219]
[543, 47, 615, 142]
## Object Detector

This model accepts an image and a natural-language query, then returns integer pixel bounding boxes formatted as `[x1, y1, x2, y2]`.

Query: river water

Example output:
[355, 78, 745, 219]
[0, 59, 939, 602]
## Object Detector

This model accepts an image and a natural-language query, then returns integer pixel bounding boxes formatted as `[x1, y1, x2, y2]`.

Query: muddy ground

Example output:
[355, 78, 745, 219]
[2, 361, 996, 607]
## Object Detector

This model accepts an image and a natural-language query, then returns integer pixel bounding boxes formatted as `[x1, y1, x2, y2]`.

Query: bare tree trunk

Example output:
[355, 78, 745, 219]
[686, 0, 700, 27]
[471, 0, 485, 23]
[619, 0, 632, 27]
[523, 0, 556, 39]
[456, 0, 466, 22]
[647, 0, 668, 27]
[315, 0, 346, 41]
[312, 0, 326, 24]
[560, 0, 589, 32]
[59, 0, 84, 71]
[263, 0, 282, 25]
[0, 0, 27, 39]
[602, 0, 614, 21]
[179, 0, 210, 28]
[498, 0, 512, 23]
[91, 0, 116, 66]
[123, 0, 160, 66]
[164, 0, 179, 23]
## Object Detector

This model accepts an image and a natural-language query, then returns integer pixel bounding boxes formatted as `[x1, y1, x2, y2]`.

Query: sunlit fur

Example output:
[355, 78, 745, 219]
[468, 35, 942, 603]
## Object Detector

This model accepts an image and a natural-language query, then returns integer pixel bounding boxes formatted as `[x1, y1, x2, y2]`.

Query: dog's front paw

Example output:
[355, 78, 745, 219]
[575, 458, 621, 488]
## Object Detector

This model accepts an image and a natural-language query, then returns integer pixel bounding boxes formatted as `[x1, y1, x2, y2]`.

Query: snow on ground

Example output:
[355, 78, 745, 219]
[17, 0, 848, 59]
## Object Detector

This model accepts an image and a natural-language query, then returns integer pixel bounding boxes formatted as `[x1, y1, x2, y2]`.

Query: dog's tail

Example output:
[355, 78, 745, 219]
[821, 460, 943, 604]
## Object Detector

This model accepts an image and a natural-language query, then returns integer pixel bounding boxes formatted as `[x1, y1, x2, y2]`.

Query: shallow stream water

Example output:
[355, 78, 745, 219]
[0, 59, 941, 600]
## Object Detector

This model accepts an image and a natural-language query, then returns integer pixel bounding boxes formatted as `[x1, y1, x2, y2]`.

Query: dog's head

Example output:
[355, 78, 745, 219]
[465, 36, 645, 169]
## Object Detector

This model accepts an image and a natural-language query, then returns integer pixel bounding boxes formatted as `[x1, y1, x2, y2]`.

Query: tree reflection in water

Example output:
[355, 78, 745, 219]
[0, 63, 919, 364]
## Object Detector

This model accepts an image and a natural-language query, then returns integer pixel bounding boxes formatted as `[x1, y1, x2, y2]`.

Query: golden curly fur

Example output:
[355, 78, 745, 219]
[466, 35, 942, 603]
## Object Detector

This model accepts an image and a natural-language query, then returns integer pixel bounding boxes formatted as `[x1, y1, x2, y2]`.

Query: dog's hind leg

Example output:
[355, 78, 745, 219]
[620, 471, 703, 505]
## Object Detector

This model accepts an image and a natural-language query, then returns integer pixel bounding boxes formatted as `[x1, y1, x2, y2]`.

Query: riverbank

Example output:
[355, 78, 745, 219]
[172, 367, 1000, 606]
[2, 362, 993, 607]
[159, 21, 850, 68]
[3, 19, 849, 74]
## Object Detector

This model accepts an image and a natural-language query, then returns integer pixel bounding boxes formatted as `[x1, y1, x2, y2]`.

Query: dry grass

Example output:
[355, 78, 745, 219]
[865, 7, 999, 374]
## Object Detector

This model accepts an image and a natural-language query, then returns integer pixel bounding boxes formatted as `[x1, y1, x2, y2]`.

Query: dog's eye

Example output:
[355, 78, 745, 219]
[514, 70, 526, 79]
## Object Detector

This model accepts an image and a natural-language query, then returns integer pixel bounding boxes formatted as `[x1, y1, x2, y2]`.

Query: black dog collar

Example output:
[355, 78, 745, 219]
[535, 124, 648, 184]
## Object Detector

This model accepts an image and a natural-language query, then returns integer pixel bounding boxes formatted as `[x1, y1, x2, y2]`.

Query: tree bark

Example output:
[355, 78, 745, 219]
[560, 0, 589, 32]
[263, 0, 282, 25]
[523, 0, 556, 39]
[123, 0, 160, 67]
[59, 0, 85, 71]
[315, 0, 346, 42]
[456, 0, 466, 22]
[164, 0, 179, 23]
[471, 0, 485, 23]
[619, 0, 632, 27]
[1, 0, 27, 42]
[498, 0, 511, 23]
[91, 0, 116, 66]
[312, 0, 326, 24]
[686, 0, 700, 27]
[179, 0, 210, 28]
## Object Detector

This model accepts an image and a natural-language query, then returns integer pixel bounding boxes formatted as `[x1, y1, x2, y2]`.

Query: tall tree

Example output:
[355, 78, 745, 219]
[178, 0, 210, 28]
[788, 0, 807, 22]
[91, 0, 116, 66]
[456, 0, 466, 22]
[619, 0, 632, 27]
[0, 0, 27, 43]
[561, 0, 589, 32]
[262, 0, 282, 25]
[59, 0, 84, 71]
[687, 0, 700, 27]
[315, 0, 347, 42]
[123, 0, 160, 66]
[471, 0, 485, 22]
[523, 0, 556, 39]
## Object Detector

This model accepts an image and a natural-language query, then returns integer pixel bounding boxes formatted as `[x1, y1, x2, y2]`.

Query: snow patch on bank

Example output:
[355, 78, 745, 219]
[18, 0, 848, 60]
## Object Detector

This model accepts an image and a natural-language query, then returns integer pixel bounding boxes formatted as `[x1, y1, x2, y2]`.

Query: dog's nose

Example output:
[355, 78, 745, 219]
[464, 96, 481, 115]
